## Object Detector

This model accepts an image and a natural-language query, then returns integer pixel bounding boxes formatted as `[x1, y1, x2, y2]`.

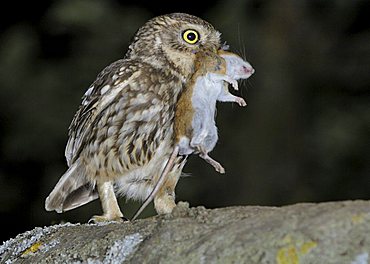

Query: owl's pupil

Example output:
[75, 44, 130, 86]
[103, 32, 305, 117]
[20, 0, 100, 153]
[187, 33, 196, 41]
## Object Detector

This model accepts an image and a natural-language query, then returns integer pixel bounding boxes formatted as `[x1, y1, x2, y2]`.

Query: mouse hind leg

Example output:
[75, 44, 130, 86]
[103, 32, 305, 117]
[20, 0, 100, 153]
[197, 145, 225, 174]
[190, 128, 208, 149]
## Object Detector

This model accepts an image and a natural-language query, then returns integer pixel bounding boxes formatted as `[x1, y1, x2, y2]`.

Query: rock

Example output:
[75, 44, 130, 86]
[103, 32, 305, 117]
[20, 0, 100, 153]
[1, 200, 370, 263]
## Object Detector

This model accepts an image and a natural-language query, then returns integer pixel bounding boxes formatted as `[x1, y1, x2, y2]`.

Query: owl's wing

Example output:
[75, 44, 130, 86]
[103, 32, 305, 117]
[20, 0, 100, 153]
[65, 59, 135, 166]
[47, 59, 141, 212]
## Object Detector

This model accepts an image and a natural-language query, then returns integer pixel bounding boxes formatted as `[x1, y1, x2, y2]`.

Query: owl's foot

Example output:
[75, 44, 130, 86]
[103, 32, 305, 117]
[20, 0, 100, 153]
[95, 181, 126, 223]
[154, 192, 176, 215]
[89, 214, 128, 224]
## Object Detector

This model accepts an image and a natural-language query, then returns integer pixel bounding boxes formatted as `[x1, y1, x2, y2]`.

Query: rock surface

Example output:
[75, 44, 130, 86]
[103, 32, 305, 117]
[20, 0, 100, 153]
[1, 200, 370, 263]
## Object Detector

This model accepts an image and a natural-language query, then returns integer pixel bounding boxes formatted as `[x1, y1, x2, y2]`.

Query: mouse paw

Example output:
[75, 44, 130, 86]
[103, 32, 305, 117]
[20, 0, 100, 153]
[230, 79, 239, 90]
[199, 153, 226, 174]
[235, 97, 247, 107]
[212, 161, 225, 174]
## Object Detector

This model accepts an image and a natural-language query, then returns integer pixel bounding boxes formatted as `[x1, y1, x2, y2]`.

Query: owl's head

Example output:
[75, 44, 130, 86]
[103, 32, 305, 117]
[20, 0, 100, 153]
[125, 13, 222, 78]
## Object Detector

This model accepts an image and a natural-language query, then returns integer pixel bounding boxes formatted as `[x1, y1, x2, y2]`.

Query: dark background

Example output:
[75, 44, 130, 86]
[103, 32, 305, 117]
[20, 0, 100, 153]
[1, 0, 369, 243]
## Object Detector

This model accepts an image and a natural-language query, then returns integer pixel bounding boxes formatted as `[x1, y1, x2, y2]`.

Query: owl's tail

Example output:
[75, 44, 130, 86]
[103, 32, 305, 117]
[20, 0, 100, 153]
[45, 161, 98, 213]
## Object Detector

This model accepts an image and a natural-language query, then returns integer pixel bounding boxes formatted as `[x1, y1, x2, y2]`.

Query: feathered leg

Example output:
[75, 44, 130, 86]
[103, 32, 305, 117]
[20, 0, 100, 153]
[131, 146, 180, 221]
[153, 161, 185, 215]
[89, 181, 124, 223]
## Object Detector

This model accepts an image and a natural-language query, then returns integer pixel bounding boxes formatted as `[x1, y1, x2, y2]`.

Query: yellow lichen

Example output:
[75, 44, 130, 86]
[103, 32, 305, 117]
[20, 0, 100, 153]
[351, 214, 365, 224]
[277, 245, 299, 264]
[300, 241, 317, 254]
[276, 236, 317, 264]
[282, 234, 292, 244]
[21, 242, 42, 257]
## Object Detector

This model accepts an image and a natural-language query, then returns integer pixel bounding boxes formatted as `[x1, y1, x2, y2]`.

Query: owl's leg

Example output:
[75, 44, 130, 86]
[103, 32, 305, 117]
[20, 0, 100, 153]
[132, 146, 181, 221]
[154, 170, 180, 215]
[89, 181, 124, 223]
[197, 146, 225, 174]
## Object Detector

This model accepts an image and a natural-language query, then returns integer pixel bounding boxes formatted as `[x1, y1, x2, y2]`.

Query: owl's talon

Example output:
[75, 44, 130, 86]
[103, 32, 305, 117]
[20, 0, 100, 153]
[89, 214, 126, 224]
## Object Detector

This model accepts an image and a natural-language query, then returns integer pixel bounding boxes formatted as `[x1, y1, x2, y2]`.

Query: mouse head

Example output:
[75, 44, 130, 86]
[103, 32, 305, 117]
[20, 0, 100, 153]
[218, 50, 254, 80]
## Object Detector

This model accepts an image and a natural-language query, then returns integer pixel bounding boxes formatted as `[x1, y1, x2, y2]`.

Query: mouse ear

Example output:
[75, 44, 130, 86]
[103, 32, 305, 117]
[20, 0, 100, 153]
[221, 41, 229, 50]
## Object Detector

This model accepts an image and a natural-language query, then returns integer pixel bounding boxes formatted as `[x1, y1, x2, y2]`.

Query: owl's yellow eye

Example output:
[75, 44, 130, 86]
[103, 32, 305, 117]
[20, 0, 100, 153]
[182, 29, 199, 44]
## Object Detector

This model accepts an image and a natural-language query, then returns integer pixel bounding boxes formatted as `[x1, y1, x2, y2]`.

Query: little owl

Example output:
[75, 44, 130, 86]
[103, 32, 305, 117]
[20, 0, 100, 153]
[45, 13, 223, 222]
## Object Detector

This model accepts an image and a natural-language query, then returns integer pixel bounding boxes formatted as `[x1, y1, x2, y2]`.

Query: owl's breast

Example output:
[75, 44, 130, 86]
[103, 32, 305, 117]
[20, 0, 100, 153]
[81, 61, 184, 183]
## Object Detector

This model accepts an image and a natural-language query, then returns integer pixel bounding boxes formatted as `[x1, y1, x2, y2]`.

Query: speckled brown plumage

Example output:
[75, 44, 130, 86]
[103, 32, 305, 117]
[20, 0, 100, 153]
[45, 13, 222, 221]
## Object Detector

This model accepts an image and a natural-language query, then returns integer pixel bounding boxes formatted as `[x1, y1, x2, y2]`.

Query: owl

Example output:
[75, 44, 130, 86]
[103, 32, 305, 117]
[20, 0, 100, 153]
[45, 13, 223, 222]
